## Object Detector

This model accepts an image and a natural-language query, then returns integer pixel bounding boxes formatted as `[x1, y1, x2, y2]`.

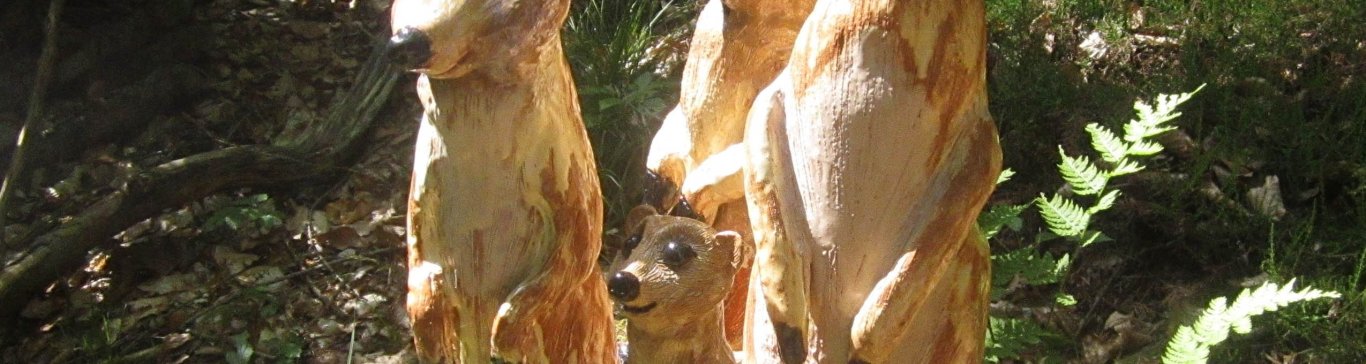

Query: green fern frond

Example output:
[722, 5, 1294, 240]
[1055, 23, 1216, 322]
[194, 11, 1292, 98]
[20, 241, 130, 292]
[1056, 293, 1077, 306]
[1123, 120, 1177, 142]
[986, 317, 1054, 363]
[1126, 84, 1205, 143]
[997, 168, 1016, 185]
[1079, 231, 1113, 247]
[980, 203, 1028, 240]
[1109, 159, 1144, 176]
[1129, 104, 1179, 138]
[1052, 253, 1072, 278]
[1151, 84, 1206, 119]
[1126, 140, 1165, 156]
[1088, 190, 1122, 215]
[1036, 194, 1090, 238]
[986, 85, 1207, 363]
[991, 248, 1066, 299]
[1161, 279, 1340, 364]
[1086, 123, 1128, 164]
[1057, 147, 1109, 196]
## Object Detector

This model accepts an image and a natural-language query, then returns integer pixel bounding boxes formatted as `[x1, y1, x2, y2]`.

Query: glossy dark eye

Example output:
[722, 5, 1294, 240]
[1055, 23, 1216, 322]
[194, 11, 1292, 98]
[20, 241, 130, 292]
[621, 234, 641, 258]
[625, 234, 641, 250]
[661, 241, 695, 268]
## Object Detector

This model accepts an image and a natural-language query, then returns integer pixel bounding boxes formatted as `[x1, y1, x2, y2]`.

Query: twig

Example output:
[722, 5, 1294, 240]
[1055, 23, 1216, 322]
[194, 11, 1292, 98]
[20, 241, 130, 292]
[0, 0, 65, 246]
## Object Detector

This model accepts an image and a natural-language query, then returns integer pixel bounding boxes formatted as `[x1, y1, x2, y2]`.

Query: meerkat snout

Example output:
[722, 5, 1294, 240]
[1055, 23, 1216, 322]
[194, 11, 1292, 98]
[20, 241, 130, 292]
[385, 26, 432, 69]
[608, 271, 641, 301]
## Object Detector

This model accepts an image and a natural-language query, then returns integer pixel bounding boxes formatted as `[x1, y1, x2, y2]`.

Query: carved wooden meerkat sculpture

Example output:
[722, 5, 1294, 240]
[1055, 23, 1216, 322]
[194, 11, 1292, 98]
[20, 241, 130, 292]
[743, 0, 1001, 362]
[388, 0, 616, 362]
[640, 0, 815, 348]
[606, 205, 751, 363]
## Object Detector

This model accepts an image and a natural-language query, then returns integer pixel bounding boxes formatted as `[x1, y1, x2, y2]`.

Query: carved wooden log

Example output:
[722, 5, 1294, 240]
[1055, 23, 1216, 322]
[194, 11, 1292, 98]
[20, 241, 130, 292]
[389, 0, 616, 362]
[742, 0, 1000, 362]
[640, 0, 814, 348]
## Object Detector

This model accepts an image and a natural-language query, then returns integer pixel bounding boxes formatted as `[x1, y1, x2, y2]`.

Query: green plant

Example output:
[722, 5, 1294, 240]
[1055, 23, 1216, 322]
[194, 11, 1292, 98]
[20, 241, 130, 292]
[1246, 220, 1366, 360]
[983, 85, 1204, 361]
[980, 0, 1366, 360]
[984, 310, 1063, 363]
[203, 193, 284, 234]
[1162, 280, 1340, 364]
[564, 0, 697, 228]
[1037, 84, 1204, 248]
[226, 332, 255, 364]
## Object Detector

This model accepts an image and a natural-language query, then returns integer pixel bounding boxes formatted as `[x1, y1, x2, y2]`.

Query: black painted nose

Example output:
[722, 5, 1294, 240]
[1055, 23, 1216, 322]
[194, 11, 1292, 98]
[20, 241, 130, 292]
[386, 26, 432, 69]
[607, 271, 640, 301]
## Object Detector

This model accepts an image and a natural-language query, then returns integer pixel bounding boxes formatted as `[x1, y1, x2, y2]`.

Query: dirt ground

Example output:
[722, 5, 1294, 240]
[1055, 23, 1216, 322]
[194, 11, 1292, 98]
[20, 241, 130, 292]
[3, 1, 424, 362]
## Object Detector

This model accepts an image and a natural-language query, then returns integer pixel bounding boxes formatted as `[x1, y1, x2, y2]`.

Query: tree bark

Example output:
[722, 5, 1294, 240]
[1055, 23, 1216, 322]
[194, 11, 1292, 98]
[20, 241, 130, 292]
[0, 36, 402, 325]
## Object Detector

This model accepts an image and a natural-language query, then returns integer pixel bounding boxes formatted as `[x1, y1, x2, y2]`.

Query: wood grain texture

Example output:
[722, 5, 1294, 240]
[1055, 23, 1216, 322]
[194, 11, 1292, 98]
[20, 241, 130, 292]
[640, 0, 816, 349]
[645, 0, 815, 216]
[742, 0, 999, 362]
[610, 207, 749, 363]
[393, 0, 616, 362]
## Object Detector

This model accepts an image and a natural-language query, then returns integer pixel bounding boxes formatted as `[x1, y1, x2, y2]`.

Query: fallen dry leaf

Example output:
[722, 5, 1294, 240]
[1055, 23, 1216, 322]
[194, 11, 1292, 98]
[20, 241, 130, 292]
[1247, 175, 1288, 220]
[138, 273, 201, 295]
[212, 245, 261, 275]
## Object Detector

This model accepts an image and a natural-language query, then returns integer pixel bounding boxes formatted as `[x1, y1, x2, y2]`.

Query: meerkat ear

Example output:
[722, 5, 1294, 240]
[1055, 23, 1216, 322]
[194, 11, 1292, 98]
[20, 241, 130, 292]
[714, 231, 750, 270]
[624, 205, 659, 234]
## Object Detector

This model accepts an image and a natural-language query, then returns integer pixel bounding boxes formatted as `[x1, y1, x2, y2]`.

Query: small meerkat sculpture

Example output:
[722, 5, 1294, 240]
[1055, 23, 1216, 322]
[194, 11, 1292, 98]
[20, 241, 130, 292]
[606, 205, 751, 364]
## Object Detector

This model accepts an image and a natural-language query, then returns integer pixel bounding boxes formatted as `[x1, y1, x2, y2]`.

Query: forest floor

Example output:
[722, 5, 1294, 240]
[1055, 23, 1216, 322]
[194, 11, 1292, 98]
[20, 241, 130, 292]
[0, 0, 1361, 363]
[2, 1, 421, 362]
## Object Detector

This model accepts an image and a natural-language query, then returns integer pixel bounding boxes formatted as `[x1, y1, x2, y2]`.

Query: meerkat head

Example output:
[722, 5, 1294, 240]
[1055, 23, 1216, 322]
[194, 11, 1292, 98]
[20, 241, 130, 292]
[386, 0, 571, 79]
[605, 205, 749, 326]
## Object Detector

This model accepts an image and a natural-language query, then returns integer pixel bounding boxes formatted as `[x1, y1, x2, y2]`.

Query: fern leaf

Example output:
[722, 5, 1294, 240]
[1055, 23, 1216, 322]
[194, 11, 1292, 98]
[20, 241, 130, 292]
[1124, 120, 1178, 142]
[1162, 279, 1340, 364]
[1163, 325, 1209, 364]
[1152, 84, 1206, 119]
[1110, 158, 1145, 176]
[985, 317, 1054, 363]
[1052, 253, 1072, 278]
[1086, 123, 1129, 164]
[1132, 101, 1156, 128]
[980, 203, 1028, 240]
[1189, 297, 1233, 345]
[1057, 147, 1108, 196]
[996, 168, 1016, 185]
[1088, 190, 1122, 215]
[1127, 85, 1204, 144]
[1056, 293, 1077, 306]
[991, 248, 1066, 292]
[1036, 194, 1089, 238]
[1127, 139, 1166, 156]
[1131, 108, 1181, 132]
[1079, 230, 1112, 247]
